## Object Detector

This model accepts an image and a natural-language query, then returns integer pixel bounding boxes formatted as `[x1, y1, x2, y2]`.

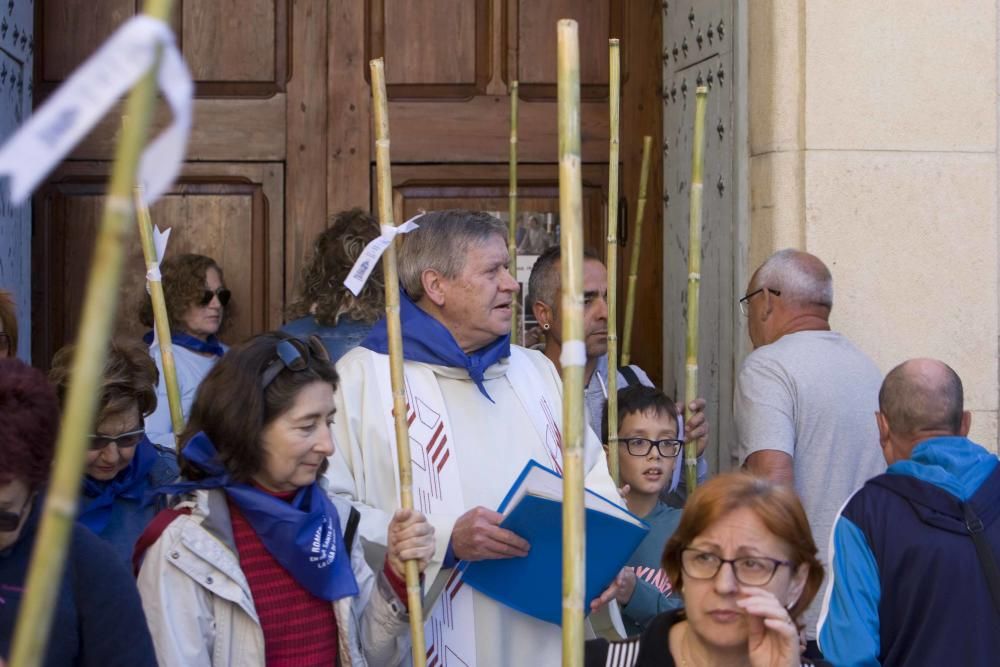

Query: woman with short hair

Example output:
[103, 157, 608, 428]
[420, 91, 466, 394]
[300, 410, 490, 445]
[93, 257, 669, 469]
[49, 339, 178, 562]
[587, 473, 829, 667]
[140, 253, 231, 447]
[283, 208, 386, 362]
[0, 358, 157, 666]
[136, 332, 433, 666]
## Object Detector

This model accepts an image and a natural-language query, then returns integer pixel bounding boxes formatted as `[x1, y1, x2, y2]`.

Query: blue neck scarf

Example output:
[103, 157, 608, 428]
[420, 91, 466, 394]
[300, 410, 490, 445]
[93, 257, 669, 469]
[79, 437, 159, 535]
[161, 432, 358, 602]
[143, 330, 225, 357]
[361, 289, 511, 401]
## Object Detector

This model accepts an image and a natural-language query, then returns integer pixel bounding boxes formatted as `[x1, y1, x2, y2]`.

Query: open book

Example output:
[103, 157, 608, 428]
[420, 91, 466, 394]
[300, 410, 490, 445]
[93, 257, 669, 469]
[460, 459, 649, 625]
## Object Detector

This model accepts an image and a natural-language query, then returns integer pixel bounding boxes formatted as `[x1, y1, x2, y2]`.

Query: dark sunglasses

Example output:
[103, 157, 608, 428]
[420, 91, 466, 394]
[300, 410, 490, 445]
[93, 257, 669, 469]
[0, 494, 33, 532]
[261, 336, 331, 389]
[199, 287, 232, 307]
[88, 428, 146, 451]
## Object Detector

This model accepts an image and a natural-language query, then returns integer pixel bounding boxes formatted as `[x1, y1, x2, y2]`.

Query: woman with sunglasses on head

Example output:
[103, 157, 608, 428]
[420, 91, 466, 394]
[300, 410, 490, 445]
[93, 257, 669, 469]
[140, 253, 231, 448]
[0, 359, 158, 666]
[586, 473, 830, 667]
[135, 332, 435, 666]
[49, 340, 179, 563]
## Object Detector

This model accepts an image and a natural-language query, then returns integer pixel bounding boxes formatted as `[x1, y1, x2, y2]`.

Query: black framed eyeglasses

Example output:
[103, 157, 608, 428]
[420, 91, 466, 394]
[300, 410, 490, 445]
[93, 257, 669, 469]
[623, 437, 683, 458]
[88, 428, 146, 451]
[199, 287, 232, 307]
[0, 494, 33, 532]
[261, 336, 331, 389]
[738, 287, 781, 316]
[681, 547, 795, 586]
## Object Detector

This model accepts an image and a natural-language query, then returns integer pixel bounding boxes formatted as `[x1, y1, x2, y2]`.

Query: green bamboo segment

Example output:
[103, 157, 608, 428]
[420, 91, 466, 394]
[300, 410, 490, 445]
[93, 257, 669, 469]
[134, 188, 184, 444]
[621, 135, 653, 367]
[684, 87, 709, 493]
[557, 19, 585, 667]
[605, 39, 621, 487]
[370, 57, 427, 667]
[509, 81, 520, 345]
[8, 2, 175, 666]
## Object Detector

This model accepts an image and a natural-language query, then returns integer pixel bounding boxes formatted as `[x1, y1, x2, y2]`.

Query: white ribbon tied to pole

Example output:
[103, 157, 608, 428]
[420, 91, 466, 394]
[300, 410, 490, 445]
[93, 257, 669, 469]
[343, 214, 423, 296]
[0, 15, 193, 206]
[147, 225, 171, 283]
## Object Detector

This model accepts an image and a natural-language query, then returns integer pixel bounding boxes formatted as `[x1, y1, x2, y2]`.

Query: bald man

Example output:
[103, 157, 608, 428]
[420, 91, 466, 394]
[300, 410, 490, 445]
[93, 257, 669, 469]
[818, 359, 1000, 666]
[734, 249, 886, 649]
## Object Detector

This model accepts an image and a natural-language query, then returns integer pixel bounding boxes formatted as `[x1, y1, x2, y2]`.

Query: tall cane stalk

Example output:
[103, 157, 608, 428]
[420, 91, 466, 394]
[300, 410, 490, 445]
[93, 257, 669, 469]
[605, 39, 621, 486]
[134, 187, 184, 444]
[370, 57, 427, 667]
[621, 135, 653, 367]
[8, 2, 175, 666]
[557, 19, 586, 667]
[684, 87, 709, 493]
[509, 80, 520, 345]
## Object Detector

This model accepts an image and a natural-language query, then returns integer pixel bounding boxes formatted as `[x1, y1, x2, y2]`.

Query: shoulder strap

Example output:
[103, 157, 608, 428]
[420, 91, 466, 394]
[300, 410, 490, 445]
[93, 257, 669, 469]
[343, 506, 361, 558]
[961, 501, 1000, 616]
[619, 365, 640, 388]
[132, 507, 191, 576]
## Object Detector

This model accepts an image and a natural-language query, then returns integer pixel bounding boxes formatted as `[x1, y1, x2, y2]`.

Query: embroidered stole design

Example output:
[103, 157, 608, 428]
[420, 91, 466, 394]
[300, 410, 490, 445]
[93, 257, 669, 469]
[372, 348, 564, 667]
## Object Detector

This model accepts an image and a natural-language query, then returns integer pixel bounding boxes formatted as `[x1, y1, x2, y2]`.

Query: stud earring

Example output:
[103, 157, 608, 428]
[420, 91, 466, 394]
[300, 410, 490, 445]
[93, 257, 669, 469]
[542, 323, 551, 331]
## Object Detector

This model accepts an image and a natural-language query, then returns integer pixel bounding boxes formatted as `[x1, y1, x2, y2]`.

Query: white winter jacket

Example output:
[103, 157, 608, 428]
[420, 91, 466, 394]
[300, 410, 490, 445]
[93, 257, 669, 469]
[136, 488, 412, 666]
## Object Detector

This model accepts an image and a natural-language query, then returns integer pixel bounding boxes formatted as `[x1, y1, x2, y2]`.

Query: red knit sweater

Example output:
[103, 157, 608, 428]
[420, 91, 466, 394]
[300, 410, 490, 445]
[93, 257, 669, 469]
[229, 493, 339, 667]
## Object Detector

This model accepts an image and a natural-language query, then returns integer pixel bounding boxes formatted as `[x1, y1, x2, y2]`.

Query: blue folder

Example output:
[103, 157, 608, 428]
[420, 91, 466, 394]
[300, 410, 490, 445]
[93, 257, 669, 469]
[460, 459, 649, 625]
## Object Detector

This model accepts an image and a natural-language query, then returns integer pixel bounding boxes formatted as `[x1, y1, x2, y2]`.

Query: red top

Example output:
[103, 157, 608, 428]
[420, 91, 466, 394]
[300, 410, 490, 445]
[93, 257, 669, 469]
[229, 492, 340, 667]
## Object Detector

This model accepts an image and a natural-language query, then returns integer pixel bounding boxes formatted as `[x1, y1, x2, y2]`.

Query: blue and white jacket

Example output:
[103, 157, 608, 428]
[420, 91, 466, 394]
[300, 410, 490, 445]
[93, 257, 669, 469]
[817, 436, 1000, 666]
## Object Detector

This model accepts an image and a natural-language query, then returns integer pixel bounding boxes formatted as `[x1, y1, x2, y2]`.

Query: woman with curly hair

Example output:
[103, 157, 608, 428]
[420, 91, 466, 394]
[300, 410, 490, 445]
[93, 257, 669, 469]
[0, 358, 157, 666]
[140, 253, 230, 448]
[283, 208, 385, 362]
[49, 340, 179, 563]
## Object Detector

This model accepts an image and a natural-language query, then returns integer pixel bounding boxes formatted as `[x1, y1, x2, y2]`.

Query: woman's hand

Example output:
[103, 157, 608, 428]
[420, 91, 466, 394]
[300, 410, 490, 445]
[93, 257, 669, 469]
[386, 508, 435, 578]
[737, 588, 802, 667]
[590, 567, 634, 612]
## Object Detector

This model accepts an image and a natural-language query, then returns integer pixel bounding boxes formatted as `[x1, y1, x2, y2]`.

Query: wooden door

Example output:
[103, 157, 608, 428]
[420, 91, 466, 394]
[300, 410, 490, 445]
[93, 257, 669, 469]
[31, 0, 327, 367]
[332, 0, 664, 382]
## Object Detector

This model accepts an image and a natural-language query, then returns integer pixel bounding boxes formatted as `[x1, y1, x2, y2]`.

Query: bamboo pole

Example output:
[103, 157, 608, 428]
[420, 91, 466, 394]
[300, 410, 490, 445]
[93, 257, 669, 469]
[684, 87, 709, 493]
[557, 19, 586, 667]
[605, 40, 621, 486]
[8, 2, 175, 666]
[621, 135, 653, 367]
[508, 80, 520, 345]
[370, 57, 427, 667]
[134, 187, 184, 444]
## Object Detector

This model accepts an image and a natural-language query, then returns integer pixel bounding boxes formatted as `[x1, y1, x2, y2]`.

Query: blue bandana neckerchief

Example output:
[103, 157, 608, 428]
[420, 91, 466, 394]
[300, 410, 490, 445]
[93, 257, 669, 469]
[143, 330, 225, 357]
[79, 436, 159, 535]
[361, 288, 511, 402]
[160, 432, 358, 602]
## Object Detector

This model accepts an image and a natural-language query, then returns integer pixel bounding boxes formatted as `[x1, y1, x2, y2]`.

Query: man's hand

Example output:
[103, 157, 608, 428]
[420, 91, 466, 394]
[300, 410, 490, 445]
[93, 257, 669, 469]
[678, 397, 710, 456]
[590, 567, 634, 612]
[451, 506, 530, 561]
[386, 508, 436, 578]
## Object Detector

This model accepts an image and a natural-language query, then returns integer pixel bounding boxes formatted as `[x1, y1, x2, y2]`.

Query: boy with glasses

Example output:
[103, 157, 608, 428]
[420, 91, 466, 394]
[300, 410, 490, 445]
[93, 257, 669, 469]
[602, 385, 696, 635]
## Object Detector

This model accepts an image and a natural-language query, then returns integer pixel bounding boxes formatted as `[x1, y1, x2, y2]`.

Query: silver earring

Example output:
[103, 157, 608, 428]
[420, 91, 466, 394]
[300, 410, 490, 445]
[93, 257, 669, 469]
[542, 323, 550, 331]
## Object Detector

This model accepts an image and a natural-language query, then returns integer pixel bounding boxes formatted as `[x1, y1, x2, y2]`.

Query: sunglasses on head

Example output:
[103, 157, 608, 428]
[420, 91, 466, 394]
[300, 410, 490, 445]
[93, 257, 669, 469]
[199, 287, 231, 307]
[260, 336, 331, 389]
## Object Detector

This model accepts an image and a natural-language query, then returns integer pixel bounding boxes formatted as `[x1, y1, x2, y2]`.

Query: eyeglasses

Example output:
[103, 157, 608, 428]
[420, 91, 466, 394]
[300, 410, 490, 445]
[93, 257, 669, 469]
[88, 428, 146, 451]
[622, 437, 683, 458]
[0, 332, 10, 356]
[261, 336, 331, 389]
[199, 287, 232, 307]
[0, 494, 33, 532]
[738, 287, 781, 316]
[681, 547, 795, 586]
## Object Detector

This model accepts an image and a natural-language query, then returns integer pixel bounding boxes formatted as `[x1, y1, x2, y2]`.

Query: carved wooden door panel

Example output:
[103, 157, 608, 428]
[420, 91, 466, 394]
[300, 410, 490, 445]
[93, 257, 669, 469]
[31, 0, 326, 367]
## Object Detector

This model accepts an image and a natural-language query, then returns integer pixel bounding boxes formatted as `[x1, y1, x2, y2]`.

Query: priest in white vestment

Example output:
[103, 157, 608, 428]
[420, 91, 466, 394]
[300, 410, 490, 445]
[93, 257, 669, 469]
[326, 210, 624, 667]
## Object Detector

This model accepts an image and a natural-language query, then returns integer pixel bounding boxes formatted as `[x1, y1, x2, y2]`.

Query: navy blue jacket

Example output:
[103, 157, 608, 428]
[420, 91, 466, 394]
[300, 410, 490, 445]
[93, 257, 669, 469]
[818, 436, 1000, 666]
[0, 498, 157, 667]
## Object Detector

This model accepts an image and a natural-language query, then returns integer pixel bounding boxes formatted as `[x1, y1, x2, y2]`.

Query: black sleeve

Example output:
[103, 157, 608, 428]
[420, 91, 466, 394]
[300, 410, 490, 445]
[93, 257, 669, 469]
[585, 638, 610, 667]
[69, 526, 159, 667]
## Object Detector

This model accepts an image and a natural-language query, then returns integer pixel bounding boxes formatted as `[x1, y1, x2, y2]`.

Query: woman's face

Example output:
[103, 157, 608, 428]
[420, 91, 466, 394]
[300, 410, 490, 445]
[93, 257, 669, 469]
[680, 506, 808, 651]
[253, 381, 336, 493]
[86, 403, 142, 481]
[0, 478, 33, 551]
[181, 267, 225, 341]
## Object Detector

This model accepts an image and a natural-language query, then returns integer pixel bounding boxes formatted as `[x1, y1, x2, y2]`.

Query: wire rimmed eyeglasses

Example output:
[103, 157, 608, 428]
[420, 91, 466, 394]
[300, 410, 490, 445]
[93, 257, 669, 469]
[681, 547, 795, 586]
